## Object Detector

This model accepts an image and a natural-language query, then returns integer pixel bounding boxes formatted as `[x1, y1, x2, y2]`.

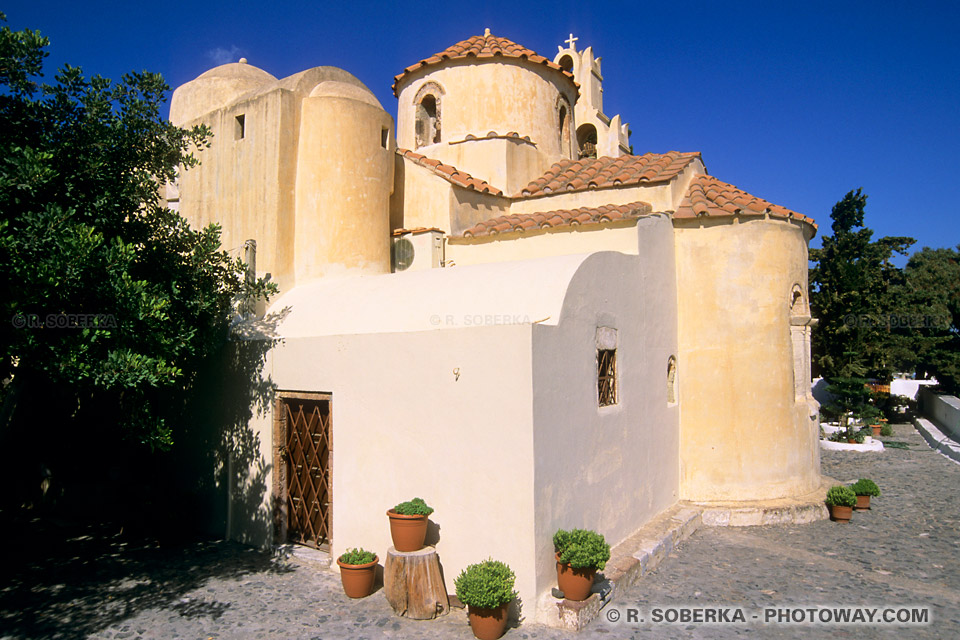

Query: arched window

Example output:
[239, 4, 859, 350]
[789, 284, 810, 401]
[414, 82, 444, 149]
[667, 356, 678, 404]
[557, 98, 572, 157]
[558, 54, 574, 73]
[577, 123, 598, 159]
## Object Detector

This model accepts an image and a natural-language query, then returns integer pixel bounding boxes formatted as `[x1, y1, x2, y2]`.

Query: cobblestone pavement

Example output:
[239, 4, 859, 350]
[2, 423, 957, 639]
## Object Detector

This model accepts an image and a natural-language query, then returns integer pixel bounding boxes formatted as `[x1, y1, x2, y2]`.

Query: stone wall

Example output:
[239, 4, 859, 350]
[919, 388, 960, 440]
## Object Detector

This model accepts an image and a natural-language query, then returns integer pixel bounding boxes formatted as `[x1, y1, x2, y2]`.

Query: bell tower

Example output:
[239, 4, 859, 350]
[554, 34, 631, 158]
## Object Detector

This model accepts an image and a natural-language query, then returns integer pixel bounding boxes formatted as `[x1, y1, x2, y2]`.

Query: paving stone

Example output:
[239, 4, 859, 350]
[1, 424, 956, 639]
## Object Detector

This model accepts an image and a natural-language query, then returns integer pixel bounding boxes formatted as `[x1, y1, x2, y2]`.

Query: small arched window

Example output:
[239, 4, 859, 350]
[414, 82, 444, 149]
[415, 95, 439, 148]
[558, 99, 572, 157]
[790, 284, 805, 316]
[667, 356, 678, 404]
[558, 54, 574, 73]
[577, 123, 598, 159]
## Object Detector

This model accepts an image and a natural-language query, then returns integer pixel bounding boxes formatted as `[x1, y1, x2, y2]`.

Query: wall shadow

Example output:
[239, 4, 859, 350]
[0, 309, 291, 638]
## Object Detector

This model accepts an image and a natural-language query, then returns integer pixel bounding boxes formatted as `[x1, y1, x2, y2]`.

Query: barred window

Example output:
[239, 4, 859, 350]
[598, 348, 617, 406]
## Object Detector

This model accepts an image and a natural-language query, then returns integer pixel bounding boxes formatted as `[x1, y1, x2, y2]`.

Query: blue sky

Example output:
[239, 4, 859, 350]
[5, 1, 958, 260]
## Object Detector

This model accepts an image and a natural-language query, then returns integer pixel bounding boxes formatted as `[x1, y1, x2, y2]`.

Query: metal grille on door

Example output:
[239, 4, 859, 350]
[279, 395, 331, 548]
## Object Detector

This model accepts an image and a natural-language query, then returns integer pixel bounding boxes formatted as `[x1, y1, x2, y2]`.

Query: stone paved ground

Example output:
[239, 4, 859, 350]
[2, 423, 957, 640]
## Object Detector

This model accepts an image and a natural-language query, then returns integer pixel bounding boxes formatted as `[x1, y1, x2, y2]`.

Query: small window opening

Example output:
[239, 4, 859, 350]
[415, 94, 440, 148]
[577, 123, 598, 159]
[381, 127, 389, 149]
[667, 356, 677, 404]
[598, 348, 617, 407]
[559, 104, 571, 156]
[558, 54, 574, 73]
[235, 114, 245, 140]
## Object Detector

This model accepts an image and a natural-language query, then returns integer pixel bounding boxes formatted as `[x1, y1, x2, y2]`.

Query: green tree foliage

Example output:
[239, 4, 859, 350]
[809, 189, 914, 380]
[0, 14, 274, 455]
[893, 246, 960, 393]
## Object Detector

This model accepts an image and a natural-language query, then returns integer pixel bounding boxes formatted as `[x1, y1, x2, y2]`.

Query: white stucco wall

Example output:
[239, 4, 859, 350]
[226, 243, 681, 621]
[530, 217, 680, 618]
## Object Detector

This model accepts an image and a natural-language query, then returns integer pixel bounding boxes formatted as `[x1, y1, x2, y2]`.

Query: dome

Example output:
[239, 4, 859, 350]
[170, 61, 277, 125]
[308, 80, 383, 110]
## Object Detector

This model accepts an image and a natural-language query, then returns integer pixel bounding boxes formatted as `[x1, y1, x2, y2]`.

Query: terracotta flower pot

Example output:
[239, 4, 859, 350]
[387, 509, 429, 552]
[855, 495, 871, 510]
[871, 425, 882, 436]
[829, 505, 853, 523]
[555, 552, 596, 601]
[467, 602, 510, 640]
[337, 556, 378, 598]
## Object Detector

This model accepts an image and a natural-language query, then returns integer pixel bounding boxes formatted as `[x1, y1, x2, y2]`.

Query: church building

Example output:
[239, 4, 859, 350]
[168, 30, 822, 623]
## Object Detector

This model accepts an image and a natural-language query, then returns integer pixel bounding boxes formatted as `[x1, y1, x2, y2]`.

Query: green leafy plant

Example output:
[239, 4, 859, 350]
[393, 497, 434, 516]
[850, 479, 881, 497]
[553, 528, 610, 570]
[880, 423, 893, 437]
[338, 547, 377, 565]
[825, 485, 857, 507]
[454, 558, 517, 609]
[828, 426, 866, 444]
[861, 404, 882, 423]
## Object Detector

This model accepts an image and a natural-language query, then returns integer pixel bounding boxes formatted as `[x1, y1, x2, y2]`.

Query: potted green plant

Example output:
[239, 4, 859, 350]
[387, 497, 434, 552]
[862, 405, 883, 436]
[553, 528, 610, 601]
[336, 547, 378, 598]
[880, 422, 893, 437]
[454, 558, 517, 640]
[850, 478, 880, 510]
[825, 485, 857, 523]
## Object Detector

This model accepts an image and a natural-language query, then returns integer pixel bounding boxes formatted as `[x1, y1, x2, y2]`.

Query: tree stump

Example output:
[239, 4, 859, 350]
[383, 545, 449, 619]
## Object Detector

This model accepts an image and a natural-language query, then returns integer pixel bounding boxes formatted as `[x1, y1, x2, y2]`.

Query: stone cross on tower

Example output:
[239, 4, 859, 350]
[565, 33, 578, 50]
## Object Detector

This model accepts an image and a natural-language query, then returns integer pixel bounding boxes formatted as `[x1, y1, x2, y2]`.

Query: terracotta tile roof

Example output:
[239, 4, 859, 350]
[393, 31, 578, 96]
[675, 175, 816, 228]
[458, 201, 653, 238]
[391, 227, 445, 237]
[453, 131, 534, 144]
[397, 148, 504, 196]
[518, 152, 701, 197]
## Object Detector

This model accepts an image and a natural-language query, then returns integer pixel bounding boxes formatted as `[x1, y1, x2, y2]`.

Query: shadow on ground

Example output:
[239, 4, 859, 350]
[0, 511, 293, 640]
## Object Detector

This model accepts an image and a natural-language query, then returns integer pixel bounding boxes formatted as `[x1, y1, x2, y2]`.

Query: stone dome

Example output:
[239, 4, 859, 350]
[170, 61, 277, 125]
[308, 80, 383, 110]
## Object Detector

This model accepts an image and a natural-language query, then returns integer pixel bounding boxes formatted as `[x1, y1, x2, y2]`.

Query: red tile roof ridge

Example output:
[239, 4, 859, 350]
[516, 152, 702, 198]
[393, 31, 579, 97]
[449, 131, 535, 145]
[397, 148, 504, 197]
[456, 200, 654, 238]
[392, 227, 445, 236]
[675, 174, 816, 229]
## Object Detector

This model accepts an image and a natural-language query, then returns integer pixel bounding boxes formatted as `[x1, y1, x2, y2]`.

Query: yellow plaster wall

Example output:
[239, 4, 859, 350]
[176, 88, 300, 293]
[389, 159, 457, 233]
[425, 137, 553, 196]
[447, 223, 641, 266]
[675, 217, 820, 501]
[396, 59, 577, 168]
[294, 92, 395, 283]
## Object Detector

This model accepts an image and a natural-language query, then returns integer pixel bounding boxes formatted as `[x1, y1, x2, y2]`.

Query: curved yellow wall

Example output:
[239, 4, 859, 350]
[294, 91, 395, 282]
[675, 217, 820, 501]
[396, 59, 577, 163]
